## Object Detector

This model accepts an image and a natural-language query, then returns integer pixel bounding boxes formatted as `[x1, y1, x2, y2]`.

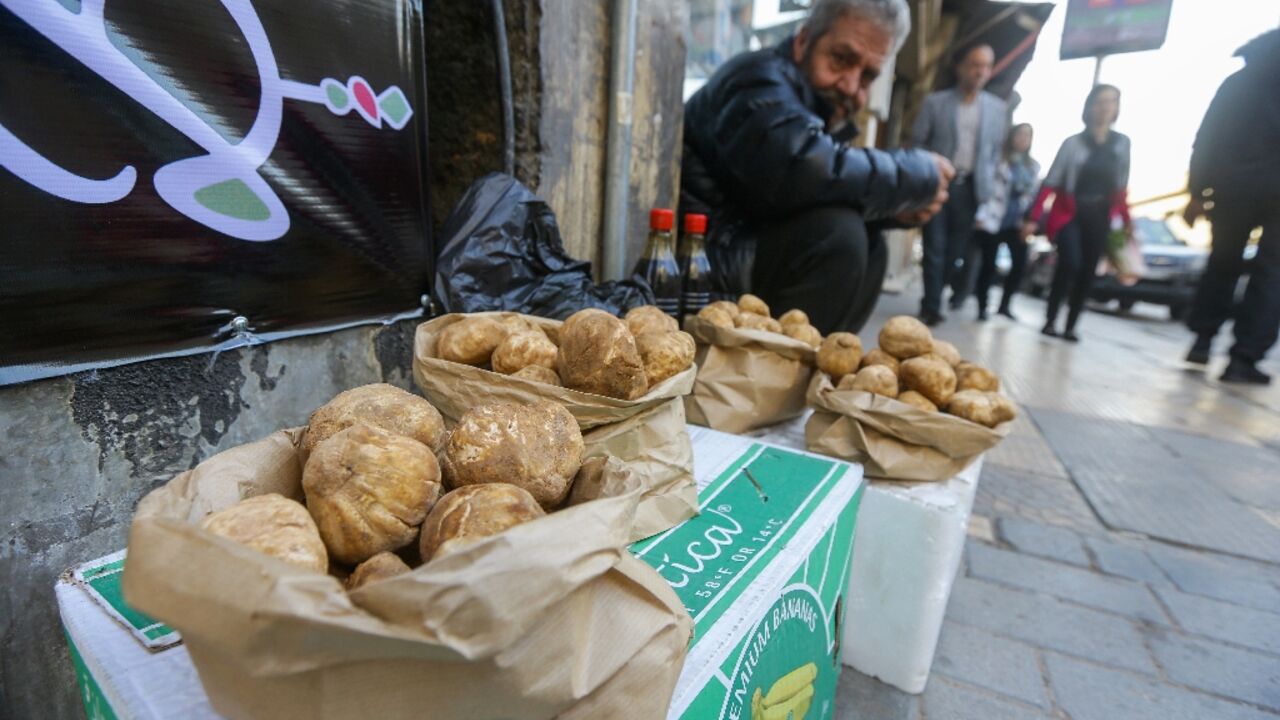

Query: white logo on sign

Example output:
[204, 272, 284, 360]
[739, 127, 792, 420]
[0, 0, 413, 240]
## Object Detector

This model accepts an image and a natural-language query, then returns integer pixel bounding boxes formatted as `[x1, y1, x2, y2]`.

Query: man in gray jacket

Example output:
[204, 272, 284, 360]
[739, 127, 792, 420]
[911, 44, 1008, 325]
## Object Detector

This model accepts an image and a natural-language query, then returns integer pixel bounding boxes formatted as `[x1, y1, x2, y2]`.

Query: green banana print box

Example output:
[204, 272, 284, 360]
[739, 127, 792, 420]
[632, 426, 865, 720]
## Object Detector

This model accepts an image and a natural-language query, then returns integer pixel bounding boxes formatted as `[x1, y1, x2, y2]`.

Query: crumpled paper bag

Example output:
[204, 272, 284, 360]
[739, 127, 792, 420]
[413, 312, 698, 541]
[804, 373, 1011, 481]
[681, 315, 816, 434]
[123, 429, 692, 720]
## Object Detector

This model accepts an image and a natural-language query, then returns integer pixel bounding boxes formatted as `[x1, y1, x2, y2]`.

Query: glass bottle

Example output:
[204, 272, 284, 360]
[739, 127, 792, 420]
[632, 208, 681, 318]
[679, 213, 712, 318]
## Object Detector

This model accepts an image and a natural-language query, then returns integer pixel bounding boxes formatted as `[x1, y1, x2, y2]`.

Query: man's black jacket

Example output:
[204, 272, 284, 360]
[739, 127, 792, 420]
[680, 39, 940, 291]
[1189, 29, 1280, 199]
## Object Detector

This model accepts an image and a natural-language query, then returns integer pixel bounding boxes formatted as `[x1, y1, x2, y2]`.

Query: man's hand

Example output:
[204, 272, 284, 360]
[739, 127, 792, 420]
[1020, 220, 1038, 241]
[895, 153, 954, 226]
[1182, 198, 1205, 226]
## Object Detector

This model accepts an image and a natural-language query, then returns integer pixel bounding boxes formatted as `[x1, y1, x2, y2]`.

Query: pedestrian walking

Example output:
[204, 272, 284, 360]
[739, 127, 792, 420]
[1028, 84, 1131, 343]
[1183, 29, 1280, 385]
[973, 123, 1040, 321]
[910, 43, 1008, 326]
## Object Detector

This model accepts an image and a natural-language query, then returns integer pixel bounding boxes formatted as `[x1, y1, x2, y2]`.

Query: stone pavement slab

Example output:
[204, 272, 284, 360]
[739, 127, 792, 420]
[920, 676, 1053, 720]
[996, 516, 1089, 566]
[834, 667, 918, 720]
[1154, 586, 1280, 656]
[1030, 407, 1280, 563]
[983, 411, 1069, 479]
[966, 542, 1169, 625]
[1046, 651, 1278, 720]
[947, 575, 1157, 674]
[971, 463, 1103, 533]
[1148, 631, 1280, 712]
[931, 621, 1049, 708]
[1145, 544, 1280, 613]
[1084, 535, 1171, 586]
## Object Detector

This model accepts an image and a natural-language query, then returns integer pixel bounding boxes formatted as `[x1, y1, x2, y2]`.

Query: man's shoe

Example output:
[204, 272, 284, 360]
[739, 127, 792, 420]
[977, 308, 989, 322]
[1062, 330, 1080, 343]
[998, 307, 1017, 321]
[1220, 359, 1272, 385]
[919, 310, 946, 327]
[1185, 335, 1212, 366]
[1041, 323, 1058, 338]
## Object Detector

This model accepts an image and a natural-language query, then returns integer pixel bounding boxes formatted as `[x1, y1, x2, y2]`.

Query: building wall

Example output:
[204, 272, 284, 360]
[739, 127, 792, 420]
[0, 2, 689, 718]
[538, 0, 687, 272]
[0, 321, 417, 719]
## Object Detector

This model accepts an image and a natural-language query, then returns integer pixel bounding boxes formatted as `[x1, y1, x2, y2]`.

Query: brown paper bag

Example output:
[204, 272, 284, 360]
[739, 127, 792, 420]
[804, 373, 1011, 481]
[412, 312, 698, 541]
[681, 315, 816, 434]
[123, 429, 692, 720]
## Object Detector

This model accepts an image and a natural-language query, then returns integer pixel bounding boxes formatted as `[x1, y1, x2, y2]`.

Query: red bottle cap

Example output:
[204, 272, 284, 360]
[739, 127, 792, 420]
[649, 208, 675, 231]
[683, 213, 707, 234]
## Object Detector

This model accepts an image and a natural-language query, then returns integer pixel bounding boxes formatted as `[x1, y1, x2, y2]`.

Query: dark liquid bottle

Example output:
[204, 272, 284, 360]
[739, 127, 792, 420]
[679, 213, 712, 318]
[633, 208, 682, 318]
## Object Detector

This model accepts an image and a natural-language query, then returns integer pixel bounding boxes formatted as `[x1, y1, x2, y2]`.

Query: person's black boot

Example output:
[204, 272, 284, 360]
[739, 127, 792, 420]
[1062, 329, 1080, 343]
[1185, 335, 1212, 365]
[920, 310, 946, 327]
[997, 304, 1016, 321]
[1221, 358, 1272, 385]
[977, 306, 989, 322]
[1041, 322, 1058, 337]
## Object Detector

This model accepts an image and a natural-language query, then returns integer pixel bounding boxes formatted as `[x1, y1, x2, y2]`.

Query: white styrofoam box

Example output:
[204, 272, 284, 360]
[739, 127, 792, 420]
[842, 458, 984, 693]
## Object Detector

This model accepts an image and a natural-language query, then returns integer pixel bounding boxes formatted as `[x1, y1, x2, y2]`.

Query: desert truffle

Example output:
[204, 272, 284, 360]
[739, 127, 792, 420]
[784, 323, 823, 348]
[625, 305, 679, 337]
[735, 313, 774, 331]
[946, 390, 1016, 428]
[345, 551, 412, 591]
[897, 390, 938, 413]
[419, 484, 545, 562]
[437, 315, 507, 366]
[557, 309, 649, 400]
[817, 332, 864, 378]
[859, 349, 900, 374]
[839, 365, 899, 398]
[492, 330, 559, 375]
[302, 383, 446, 455]
[879, 316, 934, 360]
[441, 400, 584, 510]
[931, 340, 962, 367]
[738, 294, 771, 317]
[637, 331, 696, 387]
[899, 356, 958, 407]
[778, 309, 809, 328]
[955, 361, 1001, 392]
[511, 365, 562, 386]
[199, 494, 328, 573]
[303, 423, 443, 565]
[697, 305, 736, 329]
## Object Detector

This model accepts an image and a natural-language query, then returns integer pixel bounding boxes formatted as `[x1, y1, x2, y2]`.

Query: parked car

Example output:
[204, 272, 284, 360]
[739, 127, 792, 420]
[1024, 217, 1208, 320]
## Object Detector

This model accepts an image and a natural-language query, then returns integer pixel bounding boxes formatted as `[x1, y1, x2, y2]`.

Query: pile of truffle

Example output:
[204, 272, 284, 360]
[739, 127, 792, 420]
[695, 294, 824, 348]
[196, 384, 591, 590]
[817, 316, 1016, 428]
[436, 307, 695, 400]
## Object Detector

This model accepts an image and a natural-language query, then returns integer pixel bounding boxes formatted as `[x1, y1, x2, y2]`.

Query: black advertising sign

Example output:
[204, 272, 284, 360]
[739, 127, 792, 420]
[0, 0, 431, 385]
[1060, 0, 1173, 60]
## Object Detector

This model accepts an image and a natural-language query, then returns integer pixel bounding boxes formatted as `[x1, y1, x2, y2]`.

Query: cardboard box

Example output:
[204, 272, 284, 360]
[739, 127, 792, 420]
[57, 427, 863, 720]
[634, 427, 864, 720]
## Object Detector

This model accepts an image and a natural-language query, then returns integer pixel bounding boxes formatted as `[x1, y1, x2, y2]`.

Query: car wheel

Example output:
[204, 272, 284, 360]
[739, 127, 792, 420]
[1168, 304, 1188, 321]
[1119, 299, 1136, 312]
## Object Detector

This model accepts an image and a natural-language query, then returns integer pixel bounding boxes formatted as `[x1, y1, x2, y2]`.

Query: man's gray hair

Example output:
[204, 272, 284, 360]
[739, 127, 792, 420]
[803, 0, 912, 51]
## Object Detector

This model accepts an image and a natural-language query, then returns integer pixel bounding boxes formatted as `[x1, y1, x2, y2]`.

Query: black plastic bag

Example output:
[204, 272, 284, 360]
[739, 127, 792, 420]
[432, 173, 655, 318]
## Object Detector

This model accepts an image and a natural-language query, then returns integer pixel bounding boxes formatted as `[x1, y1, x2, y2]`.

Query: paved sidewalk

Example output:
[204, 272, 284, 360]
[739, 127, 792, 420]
[833, 289, 1280, 719]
